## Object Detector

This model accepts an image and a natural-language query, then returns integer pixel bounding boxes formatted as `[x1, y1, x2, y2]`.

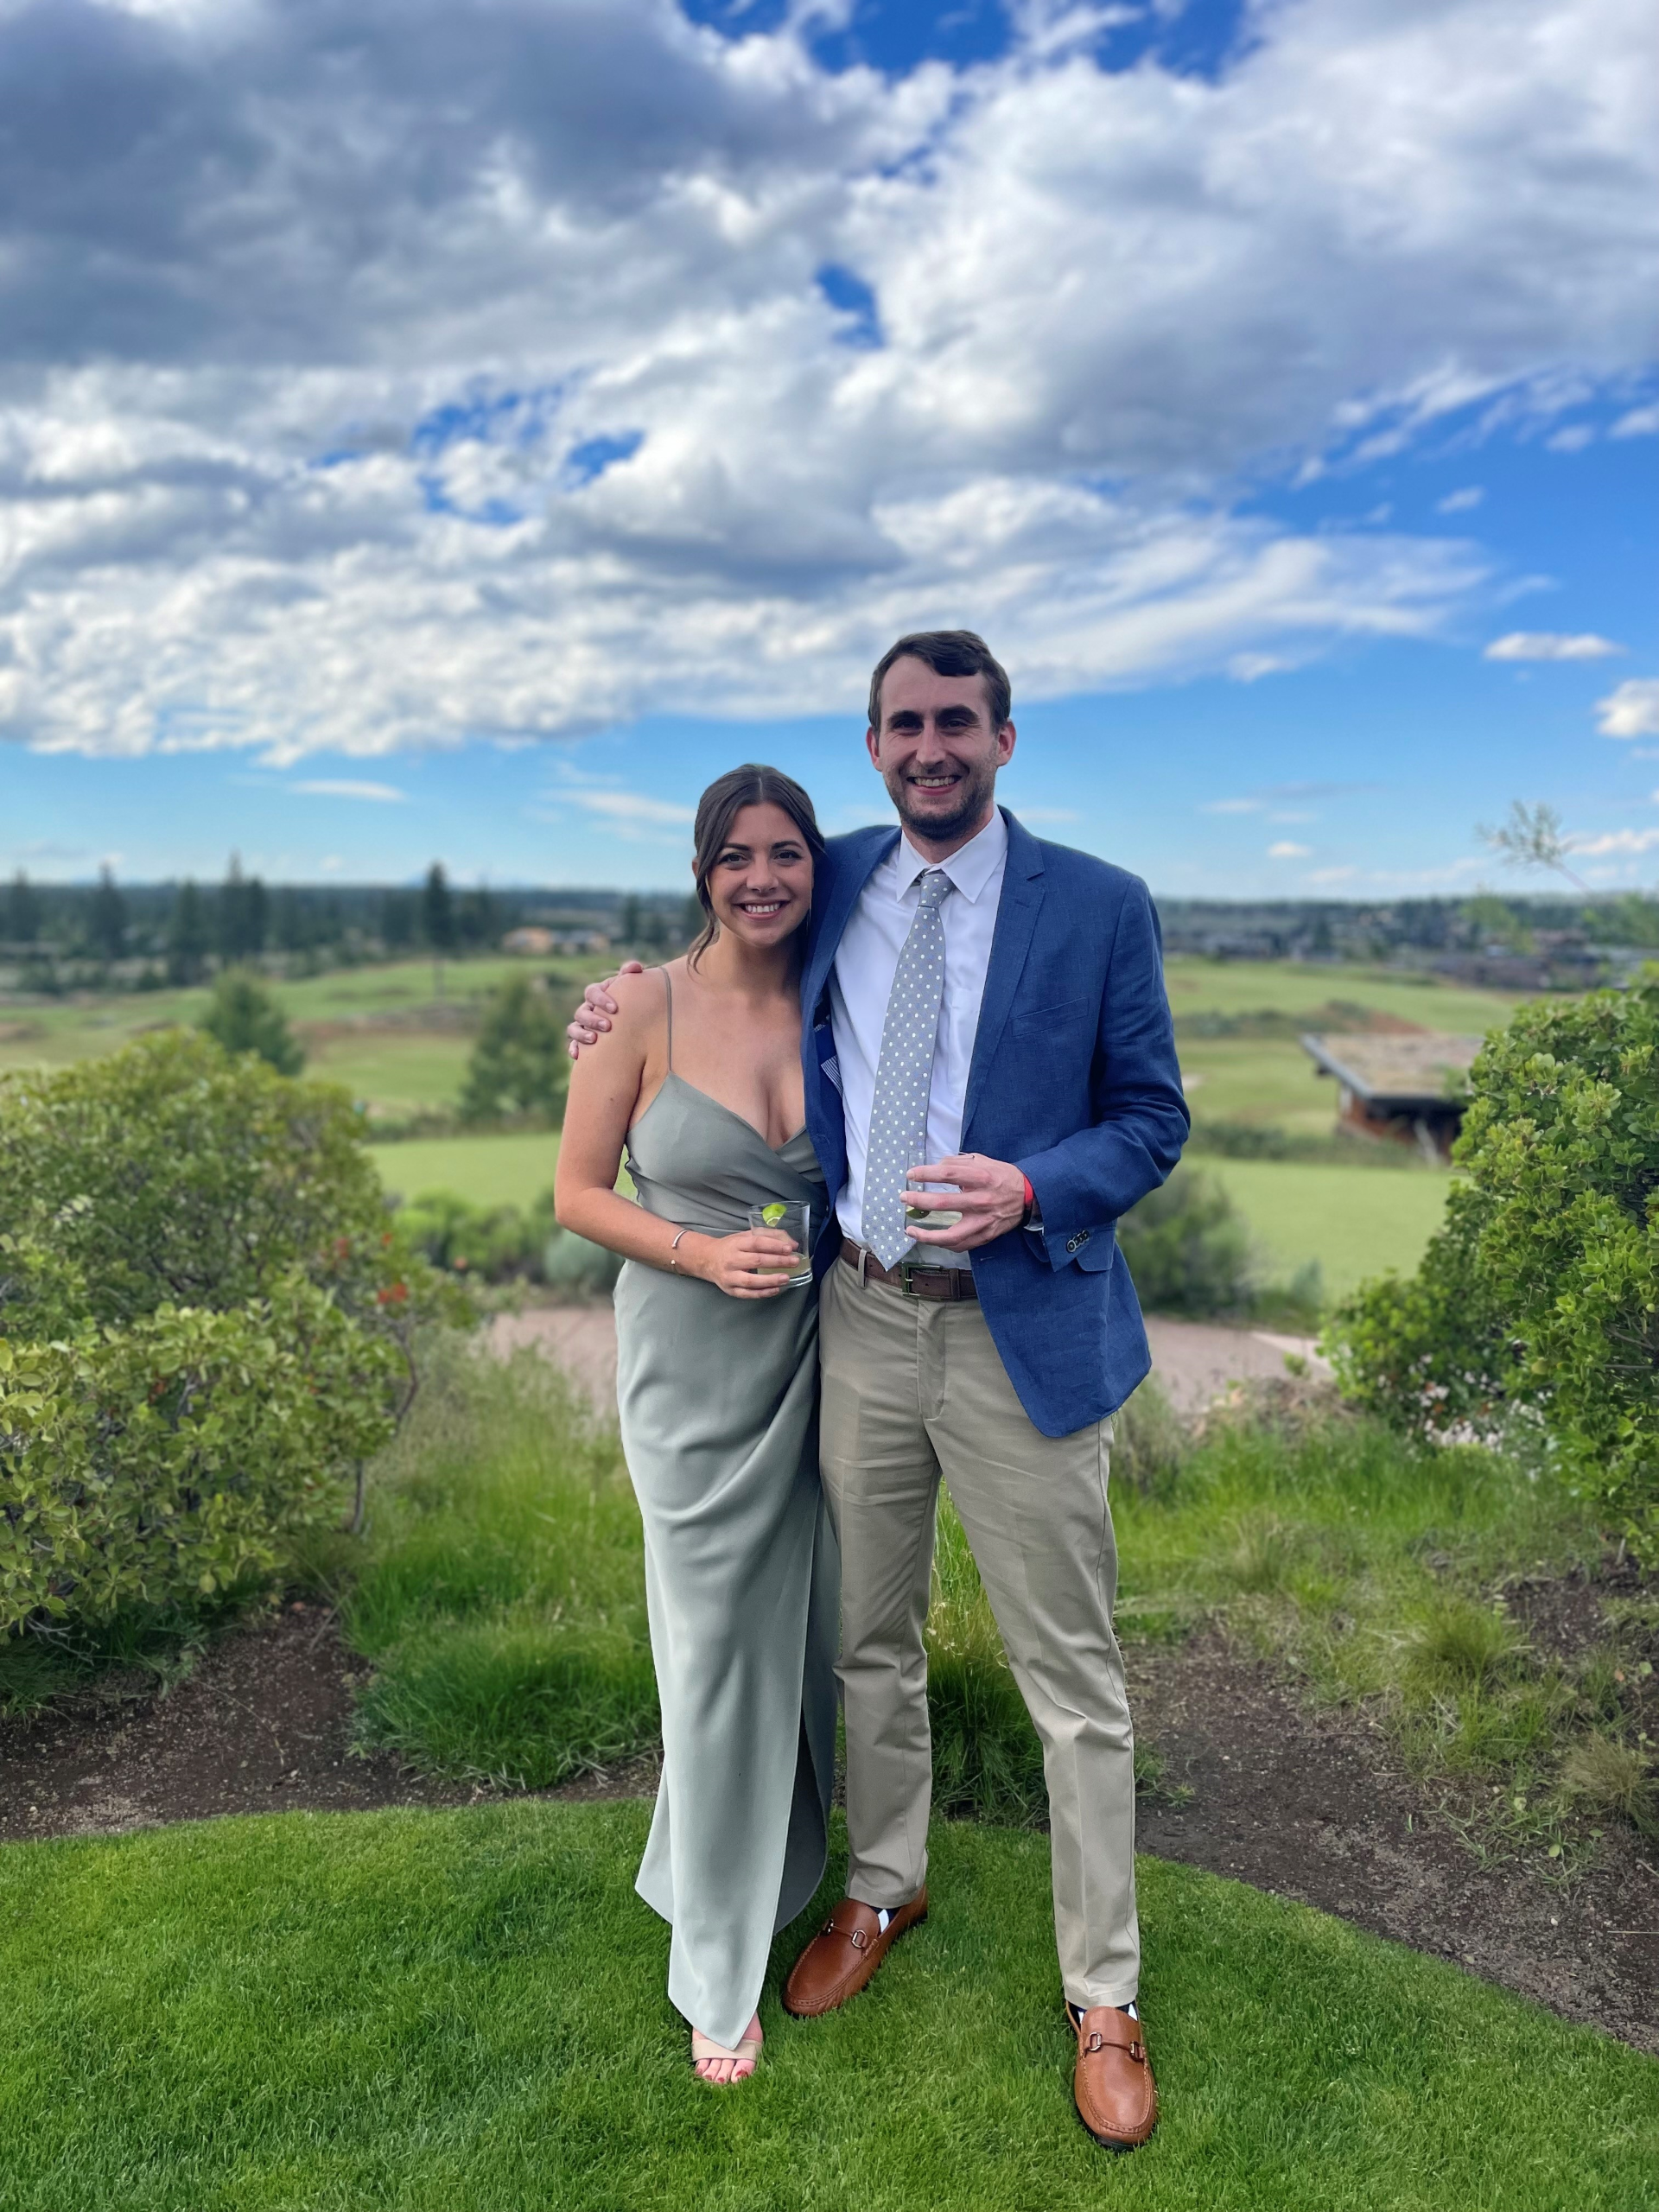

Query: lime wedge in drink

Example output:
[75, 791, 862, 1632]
[760, 1202, 787, 1226]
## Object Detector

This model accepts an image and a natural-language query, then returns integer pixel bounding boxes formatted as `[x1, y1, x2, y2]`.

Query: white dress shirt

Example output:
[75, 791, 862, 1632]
[830, 808, 1009, 1267]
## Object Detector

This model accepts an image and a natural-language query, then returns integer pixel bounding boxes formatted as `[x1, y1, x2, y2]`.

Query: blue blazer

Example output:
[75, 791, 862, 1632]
[800, 809, 1189, 1438]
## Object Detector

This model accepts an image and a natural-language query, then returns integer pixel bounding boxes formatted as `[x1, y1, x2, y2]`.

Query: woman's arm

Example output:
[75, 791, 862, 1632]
[553, 973, 801, 1300]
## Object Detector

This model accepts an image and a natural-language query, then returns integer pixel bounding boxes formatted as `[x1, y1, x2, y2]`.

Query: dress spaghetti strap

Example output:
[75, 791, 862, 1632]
[660, 966, 674, 1070]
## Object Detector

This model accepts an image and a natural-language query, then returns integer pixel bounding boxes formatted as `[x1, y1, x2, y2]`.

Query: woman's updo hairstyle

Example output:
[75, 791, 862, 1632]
[688, 764, 824, 969]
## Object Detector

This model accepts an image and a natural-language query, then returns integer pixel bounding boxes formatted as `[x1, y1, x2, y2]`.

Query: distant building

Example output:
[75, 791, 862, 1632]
[501, 925, 609, 956]
[1300, 1031, 1484, 1160]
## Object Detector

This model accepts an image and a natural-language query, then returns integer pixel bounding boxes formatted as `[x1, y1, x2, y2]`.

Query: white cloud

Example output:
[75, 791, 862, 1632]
[1437, 486, 1484, 513]
[1597, 680, 1659, 739]
[1203, 798, 1263, 814]
[1485, 632, 1624, 661]
[562, 790, 696, 825]
[0, 0, 1655, 760]
[1306, 865, 1359, 885]
[291, 779, 409, 802]
[1566, 826, 1659, 856]
[1545, 423, 1594, 452]
[1268, 841, 1313, 859]
[1611, 403, 1659, 438]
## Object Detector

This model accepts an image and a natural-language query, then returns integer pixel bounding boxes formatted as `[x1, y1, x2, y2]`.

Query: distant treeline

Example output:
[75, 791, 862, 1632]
[1156, 891, 1659, 985]
[5, 865, 1656, 997]
[0, 859, 700, 993]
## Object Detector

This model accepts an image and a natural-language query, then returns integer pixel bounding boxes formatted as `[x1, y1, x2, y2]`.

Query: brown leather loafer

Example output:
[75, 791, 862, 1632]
[780, 1891, 928, 2018]
[1072, 2005, 1158, 2151]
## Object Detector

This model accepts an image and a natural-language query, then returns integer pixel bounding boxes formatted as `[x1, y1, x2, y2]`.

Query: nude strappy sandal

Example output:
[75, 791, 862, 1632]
[690, 2026, 763, 2083]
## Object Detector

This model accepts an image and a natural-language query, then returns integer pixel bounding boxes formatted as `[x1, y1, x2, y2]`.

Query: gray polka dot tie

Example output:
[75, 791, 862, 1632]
[861, 868, 954, 1267]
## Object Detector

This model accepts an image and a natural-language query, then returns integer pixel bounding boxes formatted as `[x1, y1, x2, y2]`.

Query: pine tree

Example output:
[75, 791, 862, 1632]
[423, 862, 456, 997]
[198, 969, 304, 1075]
[167, 881, 211, 985]
[216, 854, 268, 961]
[4, 871, 41, 944]
[459, 976, 567, 1125]
[90, 866, 127, 965]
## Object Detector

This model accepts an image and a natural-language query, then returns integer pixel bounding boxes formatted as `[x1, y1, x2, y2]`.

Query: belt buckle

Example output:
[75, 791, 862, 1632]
[898, 1257, 920, 1296]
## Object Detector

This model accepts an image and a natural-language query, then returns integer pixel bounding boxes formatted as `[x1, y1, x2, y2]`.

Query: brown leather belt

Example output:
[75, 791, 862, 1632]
[839, 1236, 979, 1300]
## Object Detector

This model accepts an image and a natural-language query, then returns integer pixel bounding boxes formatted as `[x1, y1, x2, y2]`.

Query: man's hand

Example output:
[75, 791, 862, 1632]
[566, 961, 645, 1058]
[903, 1154, 1029, 1251]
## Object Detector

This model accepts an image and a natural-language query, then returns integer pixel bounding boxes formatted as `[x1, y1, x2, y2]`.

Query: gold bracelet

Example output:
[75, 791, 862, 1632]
[668, 1228, 690, 1272]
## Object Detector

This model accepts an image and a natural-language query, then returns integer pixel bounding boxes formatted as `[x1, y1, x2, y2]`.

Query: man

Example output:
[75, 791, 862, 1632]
[572, 631, 1187, 2149]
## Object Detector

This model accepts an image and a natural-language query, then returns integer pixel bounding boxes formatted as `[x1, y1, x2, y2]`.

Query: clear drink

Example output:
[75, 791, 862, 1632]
[903, 1190, 963, 1230]
[747, 1200, 813, 1288]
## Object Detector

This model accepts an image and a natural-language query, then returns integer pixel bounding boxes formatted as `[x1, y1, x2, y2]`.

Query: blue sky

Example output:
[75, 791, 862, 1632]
[2, 0, 1656, 899]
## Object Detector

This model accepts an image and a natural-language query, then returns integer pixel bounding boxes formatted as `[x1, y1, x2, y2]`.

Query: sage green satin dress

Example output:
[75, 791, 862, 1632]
[613, 974, 837, 2049]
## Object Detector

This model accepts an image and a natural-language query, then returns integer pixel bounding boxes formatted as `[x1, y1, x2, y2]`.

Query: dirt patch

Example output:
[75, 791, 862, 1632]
[5, 1599, 1653, 2055]
[0, 1606, 472, 1841]
[1128, 1628, 1659, 2056]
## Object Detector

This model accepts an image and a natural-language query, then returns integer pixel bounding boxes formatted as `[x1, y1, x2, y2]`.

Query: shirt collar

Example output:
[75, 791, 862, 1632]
[892, 805, 1008, 906]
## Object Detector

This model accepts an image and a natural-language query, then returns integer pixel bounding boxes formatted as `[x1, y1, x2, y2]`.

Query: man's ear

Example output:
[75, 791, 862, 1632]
[865, 725, 882, 771]
[996, 720, 1017, 767]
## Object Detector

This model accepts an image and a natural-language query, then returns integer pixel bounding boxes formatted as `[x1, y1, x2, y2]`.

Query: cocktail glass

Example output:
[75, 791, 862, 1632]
[746, 1200, 813, 1288]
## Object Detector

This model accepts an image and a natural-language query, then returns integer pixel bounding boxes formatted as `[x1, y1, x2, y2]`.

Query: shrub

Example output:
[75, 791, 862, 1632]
[393, 1187, 620, 1298]
[0, 1033, 461, 1637]
[459, 976, 569, 1125]
[1116, 1167, 1255, 1318]
[1326, 982, 1659, 1557]
[0, 1279, 397, 1626]
[197, 969, 304, 1074]
[397, 1188, 554, 1281]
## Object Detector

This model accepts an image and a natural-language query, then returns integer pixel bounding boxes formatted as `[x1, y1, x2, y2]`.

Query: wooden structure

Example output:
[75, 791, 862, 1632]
[1300, 1031, 1484, 1160]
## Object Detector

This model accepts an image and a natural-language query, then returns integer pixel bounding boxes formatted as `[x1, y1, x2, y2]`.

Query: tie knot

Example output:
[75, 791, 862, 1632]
[915, 868, 951, 912]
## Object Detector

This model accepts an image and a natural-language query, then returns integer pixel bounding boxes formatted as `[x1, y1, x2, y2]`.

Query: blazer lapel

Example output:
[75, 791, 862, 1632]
[804, 826, 899, 1016]
[963, 810, 1046, 1134]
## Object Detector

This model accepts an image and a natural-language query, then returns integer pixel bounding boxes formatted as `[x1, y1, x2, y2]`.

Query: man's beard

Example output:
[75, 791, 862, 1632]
[885, 756, 999, 843]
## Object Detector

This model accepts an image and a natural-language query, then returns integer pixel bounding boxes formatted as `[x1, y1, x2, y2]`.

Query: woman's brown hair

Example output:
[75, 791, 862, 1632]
[687, 764, 825, 969]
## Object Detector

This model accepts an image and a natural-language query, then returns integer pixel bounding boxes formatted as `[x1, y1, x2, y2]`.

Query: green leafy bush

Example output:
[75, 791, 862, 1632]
[459, 976, 569, 1126]
[1326, 982, 1659, 1556]
[0, 1033, 462, 1637]
[395, 1186, 620, 1296]
[197, 968, 304, 1074]
[0, 1280, 397, 1625]
[1117, 1168, 1255, 1317]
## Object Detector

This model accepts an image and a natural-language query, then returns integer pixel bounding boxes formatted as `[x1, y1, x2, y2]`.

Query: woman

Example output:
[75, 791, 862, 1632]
[554, 765, 836, 2086]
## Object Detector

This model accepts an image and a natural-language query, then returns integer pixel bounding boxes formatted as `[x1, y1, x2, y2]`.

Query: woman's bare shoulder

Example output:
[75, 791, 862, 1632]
[591, 963, 671, 1046]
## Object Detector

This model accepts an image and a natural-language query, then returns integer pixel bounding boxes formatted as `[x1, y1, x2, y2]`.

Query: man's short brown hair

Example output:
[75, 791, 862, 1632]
[867, 630, 1012, 735]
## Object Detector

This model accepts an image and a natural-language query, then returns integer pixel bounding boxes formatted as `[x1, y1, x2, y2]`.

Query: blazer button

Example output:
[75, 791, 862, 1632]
[1066, 1236, 1080, 1253]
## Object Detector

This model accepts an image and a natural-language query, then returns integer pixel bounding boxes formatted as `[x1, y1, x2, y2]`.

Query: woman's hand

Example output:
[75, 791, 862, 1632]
[684, 1227, 804, 1299]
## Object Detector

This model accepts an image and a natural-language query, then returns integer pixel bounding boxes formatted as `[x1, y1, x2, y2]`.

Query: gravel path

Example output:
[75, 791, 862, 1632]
[486, 1300, 1329, 1421]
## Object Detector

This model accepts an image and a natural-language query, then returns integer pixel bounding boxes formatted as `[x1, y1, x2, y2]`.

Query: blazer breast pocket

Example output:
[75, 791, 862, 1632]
[1010, 994, 1095, 1038]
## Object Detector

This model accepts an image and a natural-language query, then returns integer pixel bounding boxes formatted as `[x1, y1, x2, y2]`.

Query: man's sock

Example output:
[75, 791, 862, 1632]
[1069, 1999, 1138, 2023]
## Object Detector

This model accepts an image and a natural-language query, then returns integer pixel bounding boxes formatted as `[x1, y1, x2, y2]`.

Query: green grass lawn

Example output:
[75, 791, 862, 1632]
[1162, 957, 1521, 1033]
[2, 1802, 1653, 2212]
[0, 958, 582, 1079]
[368, 1131, 561, 1210]
[309, 1031, 475, 1115]
[1197, 1159, 1451, 1300]
[1163, 959, 1524, 1146]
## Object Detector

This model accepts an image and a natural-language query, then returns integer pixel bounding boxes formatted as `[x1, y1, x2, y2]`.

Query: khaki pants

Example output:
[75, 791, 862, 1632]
[818, 1257, 1140, 2010]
